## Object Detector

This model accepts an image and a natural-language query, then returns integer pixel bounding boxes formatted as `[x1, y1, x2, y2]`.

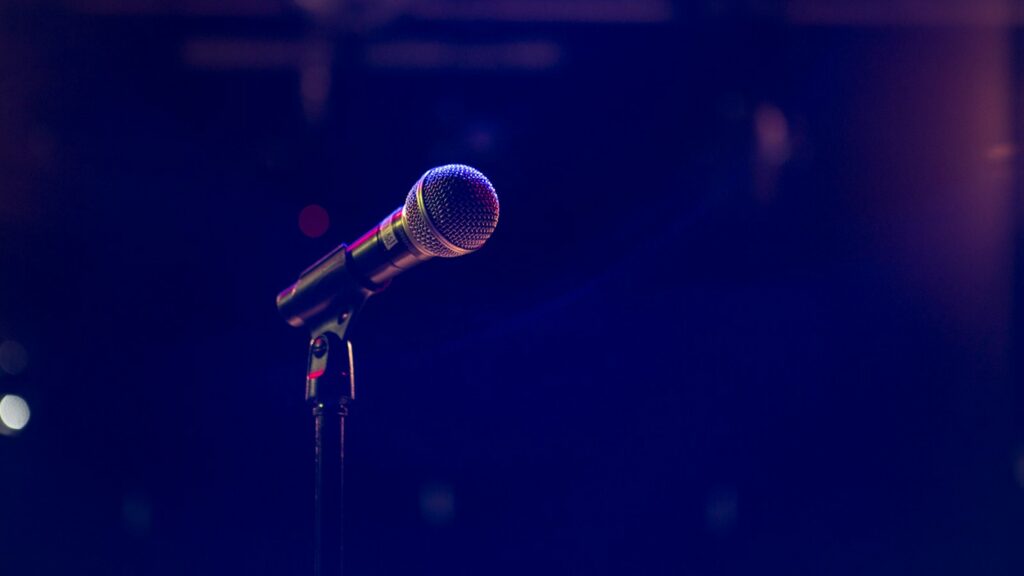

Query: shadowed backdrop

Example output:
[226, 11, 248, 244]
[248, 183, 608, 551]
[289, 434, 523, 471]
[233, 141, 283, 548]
[0, 2, 1022, 575]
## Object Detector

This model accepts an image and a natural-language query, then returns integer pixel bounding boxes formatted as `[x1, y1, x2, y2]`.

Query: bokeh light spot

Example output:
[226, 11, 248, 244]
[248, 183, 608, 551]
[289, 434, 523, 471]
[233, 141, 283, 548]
[420, 483, 455, 526]
[299, 204, 330, 238]
[122, 492, 153, 535]
[0, 394, 30, 431]
[706, 486, 738, 535]
[0, 340, 28, 375]
[754, 102, 790, 166]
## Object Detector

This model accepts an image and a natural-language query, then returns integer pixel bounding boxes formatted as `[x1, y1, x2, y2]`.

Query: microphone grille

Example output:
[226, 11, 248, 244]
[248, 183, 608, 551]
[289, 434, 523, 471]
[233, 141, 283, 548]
[403, 164, 500, 257]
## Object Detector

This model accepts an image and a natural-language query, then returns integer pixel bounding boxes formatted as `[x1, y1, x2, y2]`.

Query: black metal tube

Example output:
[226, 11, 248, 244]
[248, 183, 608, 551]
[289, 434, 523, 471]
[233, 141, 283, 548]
[313, 400, 348, 576]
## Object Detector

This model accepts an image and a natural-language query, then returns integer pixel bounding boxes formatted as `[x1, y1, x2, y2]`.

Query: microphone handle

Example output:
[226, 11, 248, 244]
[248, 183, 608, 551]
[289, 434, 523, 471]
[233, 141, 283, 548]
[277, 207, 432, 331]
[347, 207, 432, 287]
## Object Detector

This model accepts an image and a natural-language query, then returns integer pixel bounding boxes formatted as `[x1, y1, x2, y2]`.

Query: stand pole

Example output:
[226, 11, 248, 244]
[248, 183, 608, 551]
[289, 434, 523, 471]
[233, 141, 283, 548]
[276, 242, 370, 576]
[312, 399, 348, 576]
[306, 329, 357, 576]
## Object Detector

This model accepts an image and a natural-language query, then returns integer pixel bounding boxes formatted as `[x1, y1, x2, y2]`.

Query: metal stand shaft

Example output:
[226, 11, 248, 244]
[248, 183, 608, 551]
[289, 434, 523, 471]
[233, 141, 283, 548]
[313, 399, 348, 576]
[307, 329, 357, 576]
[277, 242, 372, 576]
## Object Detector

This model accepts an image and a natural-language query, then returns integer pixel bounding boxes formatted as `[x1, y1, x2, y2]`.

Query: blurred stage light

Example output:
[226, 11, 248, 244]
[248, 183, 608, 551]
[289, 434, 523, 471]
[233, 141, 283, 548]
[986, 142, 1016, 162]
[420, 483, 455, 526]
[365, 41, 561, 71]
[0, 340, 28, 375]
[0, 394, 30, 431]
[299, 204, 330, 238]
[705, 486, 738, 535]
[411, 0, 673, 23]
[122, 492, 153, 535]
[754, 103, 791, 167]
[753, 103, 792, 202]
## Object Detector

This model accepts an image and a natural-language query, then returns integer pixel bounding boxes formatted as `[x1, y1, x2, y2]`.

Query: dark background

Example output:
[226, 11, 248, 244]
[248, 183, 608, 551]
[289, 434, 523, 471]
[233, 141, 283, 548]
[1, 1, 1023, 574]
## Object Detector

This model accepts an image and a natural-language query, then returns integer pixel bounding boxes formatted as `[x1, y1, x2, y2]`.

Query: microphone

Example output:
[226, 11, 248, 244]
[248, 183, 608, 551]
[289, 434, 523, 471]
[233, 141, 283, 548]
[276, 164, 500, 330]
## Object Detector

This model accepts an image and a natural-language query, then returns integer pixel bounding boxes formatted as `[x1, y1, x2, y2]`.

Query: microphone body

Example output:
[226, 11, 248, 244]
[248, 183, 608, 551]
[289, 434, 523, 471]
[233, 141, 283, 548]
[277, 165, 499, 331]
[346, 205, 430, 289]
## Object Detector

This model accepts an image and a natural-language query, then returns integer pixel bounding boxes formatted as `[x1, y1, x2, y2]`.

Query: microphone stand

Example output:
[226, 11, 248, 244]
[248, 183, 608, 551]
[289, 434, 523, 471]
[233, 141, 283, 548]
[306, 318, 358, 576]
[277, 165, 498, 576]
[278, 243, 374, 576]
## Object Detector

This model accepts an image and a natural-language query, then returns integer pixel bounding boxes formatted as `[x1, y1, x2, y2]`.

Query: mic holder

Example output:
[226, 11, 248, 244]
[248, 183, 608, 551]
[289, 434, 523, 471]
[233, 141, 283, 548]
[277, 243, 377, 576]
